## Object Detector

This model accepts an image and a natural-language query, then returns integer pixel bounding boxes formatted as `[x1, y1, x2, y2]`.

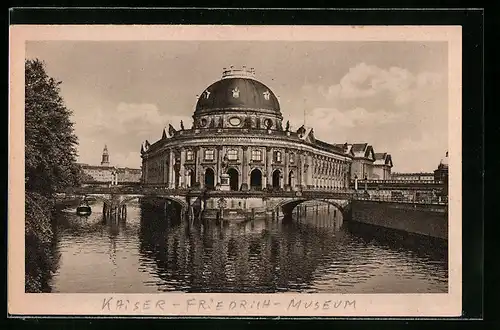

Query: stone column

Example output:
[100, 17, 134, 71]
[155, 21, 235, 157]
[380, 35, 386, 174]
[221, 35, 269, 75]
[266, 147, 272, 188]
[306, 153, 313, 188]
[195, 147, 201, 187]
[284, 150, 289, 189]
[242, 146, 249, 189]
[216, 146, 223, 185]
[179, 147, 185, 188]
[300, 152, 306, 188]
[168, 149, 175, 189]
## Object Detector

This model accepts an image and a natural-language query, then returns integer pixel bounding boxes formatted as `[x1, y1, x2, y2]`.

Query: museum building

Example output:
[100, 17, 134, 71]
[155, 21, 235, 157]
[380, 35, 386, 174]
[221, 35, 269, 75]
[140, 66, 365, 191]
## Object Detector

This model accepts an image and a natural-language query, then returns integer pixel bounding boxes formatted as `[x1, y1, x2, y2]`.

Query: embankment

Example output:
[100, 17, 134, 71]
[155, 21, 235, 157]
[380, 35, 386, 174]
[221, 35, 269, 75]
[349, 200, 448, 240]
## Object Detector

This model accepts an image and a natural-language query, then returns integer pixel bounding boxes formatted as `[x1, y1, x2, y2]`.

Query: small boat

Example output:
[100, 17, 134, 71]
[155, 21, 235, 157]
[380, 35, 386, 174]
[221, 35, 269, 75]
[76, 200, 92, 216]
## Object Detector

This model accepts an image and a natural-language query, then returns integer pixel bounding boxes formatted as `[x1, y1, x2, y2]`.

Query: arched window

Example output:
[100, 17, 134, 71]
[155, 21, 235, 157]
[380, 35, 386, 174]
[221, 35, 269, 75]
[274, 151, 282, 162]
[186, 150, 194, 161]
[251, 149, 262, 162]
[227, 149, 238, 160]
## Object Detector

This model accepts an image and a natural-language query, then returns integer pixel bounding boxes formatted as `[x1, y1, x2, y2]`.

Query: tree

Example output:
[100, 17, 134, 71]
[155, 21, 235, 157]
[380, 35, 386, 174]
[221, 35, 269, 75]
[25, 59, 80, 196]
[24, 59, 80, 292]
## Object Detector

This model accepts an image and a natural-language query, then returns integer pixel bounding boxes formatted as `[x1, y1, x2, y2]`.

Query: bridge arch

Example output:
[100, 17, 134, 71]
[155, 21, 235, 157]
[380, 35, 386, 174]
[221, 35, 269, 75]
[155, 195, 189, 212]
[75, 194, 112, 206]
[276, 198, 350, 219]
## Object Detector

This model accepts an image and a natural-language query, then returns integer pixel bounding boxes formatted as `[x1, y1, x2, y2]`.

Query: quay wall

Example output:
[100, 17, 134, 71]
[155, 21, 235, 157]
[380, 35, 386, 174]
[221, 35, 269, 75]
[349, 200, 448, 240]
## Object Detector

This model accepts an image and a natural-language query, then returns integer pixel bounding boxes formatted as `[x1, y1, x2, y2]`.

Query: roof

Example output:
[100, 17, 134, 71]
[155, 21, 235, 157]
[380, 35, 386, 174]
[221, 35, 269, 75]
[351, 143, 368, 152]
[194, 76, 281, 117]
[348, 143, 375, 160]
[143, 126, 352, 158]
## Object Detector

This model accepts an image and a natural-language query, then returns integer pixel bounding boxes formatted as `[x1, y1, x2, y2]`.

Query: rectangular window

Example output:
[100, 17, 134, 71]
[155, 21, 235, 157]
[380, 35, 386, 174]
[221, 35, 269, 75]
[251, 149, 262, 162]
[204, 149, 214, 161]
[186, 150, 194, 161]
[274, 151, 282, 162]
[227, 149, 238, 160]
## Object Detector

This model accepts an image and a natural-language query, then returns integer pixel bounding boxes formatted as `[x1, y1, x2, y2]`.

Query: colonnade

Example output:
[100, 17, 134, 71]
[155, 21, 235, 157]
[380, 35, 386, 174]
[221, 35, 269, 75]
[142, 145, 351, 191]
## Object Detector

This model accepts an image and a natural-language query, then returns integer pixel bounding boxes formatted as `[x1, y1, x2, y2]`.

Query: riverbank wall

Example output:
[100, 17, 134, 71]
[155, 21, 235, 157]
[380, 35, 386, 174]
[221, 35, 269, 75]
[348, 199, 448, 240]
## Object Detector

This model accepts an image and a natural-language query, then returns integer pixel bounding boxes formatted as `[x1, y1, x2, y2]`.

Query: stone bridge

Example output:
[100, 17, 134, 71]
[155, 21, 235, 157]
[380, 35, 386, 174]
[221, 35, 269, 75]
[59, 185, 356, 220]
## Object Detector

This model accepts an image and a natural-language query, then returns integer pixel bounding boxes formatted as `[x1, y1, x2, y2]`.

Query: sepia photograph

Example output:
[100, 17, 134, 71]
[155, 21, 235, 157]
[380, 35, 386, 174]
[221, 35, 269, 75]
[9, 25, 462, 317]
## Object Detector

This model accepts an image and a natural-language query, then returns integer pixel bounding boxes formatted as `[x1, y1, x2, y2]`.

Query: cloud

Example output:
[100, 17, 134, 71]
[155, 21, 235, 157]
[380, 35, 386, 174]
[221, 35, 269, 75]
[319, 62, 443, 106]
[73, 102, 192, 167]
[76, 102, 192, 138]
[307, 107, 404, 129]
[396, 131, 446, 152]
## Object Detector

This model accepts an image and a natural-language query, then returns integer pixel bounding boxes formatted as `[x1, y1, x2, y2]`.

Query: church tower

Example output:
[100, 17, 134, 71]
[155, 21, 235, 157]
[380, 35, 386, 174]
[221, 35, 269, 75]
[101, 145, 110, 166]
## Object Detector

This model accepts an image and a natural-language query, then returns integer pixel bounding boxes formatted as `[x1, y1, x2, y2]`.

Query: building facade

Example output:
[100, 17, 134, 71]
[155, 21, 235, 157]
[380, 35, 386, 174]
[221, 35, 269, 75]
[372, 153, 393, 180]
[335, 143, 393, 180]
[141, 67, 356, 191]
[391, 172, 435, 181]
[79, 146, 142, 185]
[434, 151, 449, 182]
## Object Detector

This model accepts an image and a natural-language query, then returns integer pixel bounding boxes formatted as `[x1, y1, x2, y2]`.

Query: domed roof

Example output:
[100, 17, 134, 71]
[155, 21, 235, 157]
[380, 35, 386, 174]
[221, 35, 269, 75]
[195, 67, 282, 118]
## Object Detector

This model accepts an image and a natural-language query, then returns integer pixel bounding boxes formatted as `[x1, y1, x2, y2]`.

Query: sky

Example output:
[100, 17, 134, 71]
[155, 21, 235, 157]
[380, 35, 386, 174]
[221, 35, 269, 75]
[26, 40, 448, 172]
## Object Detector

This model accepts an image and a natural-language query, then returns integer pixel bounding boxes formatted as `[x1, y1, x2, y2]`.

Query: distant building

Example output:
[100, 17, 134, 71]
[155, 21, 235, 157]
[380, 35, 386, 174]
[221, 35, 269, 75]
[434, 151, 449, 197]
[79, 146, 142, 185]
[336, 143, 393, 180]
[391, 172, 435, 181]
[372, 153, 393, 180]
[434, 151, 449, 182]
[390, 151, 448, 183]
[101, 144, 110, 166]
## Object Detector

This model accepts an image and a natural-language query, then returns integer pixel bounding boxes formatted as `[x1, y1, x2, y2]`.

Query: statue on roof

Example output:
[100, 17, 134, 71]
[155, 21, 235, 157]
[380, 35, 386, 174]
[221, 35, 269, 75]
[168, 124, 176, 136]
[180, 120, 185, 130]
[285, 120, 290, 132]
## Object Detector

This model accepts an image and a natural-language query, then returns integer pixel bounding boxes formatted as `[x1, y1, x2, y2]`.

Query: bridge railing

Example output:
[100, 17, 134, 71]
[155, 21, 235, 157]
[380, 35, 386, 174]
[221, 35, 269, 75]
[351, 179, 443, 184]
[63, 186, 362, 202]
[352, 194, 448, 206]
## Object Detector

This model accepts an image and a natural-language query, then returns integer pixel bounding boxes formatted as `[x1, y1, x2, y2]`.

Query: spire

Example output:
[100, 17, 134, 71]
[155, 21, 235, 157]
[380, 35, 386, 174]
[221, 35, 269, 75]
[101, 144, 110, 166]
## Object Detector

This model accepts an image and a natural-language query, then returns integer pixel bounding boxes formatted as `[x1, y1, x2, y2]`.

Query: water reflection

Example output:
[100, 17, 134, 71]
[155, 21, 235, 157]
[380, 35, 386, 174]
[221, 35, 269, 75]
[48, 200, 448, 293]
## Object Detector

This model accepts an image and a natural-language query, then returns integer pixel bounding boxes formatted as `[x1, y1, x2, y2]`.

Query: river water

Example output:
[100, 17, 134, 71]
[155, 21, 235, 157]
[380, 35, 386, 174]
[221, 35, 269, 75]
[47, 201, 448, 293]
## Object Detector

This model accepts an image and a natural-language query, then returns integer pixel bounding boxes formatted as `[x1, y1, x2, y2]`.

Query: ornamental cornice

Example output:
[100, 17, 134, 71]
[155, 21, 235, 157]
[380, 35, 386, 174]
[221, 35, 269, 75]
[195, 107, 283, 119]
[145, 136, 351, 162]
